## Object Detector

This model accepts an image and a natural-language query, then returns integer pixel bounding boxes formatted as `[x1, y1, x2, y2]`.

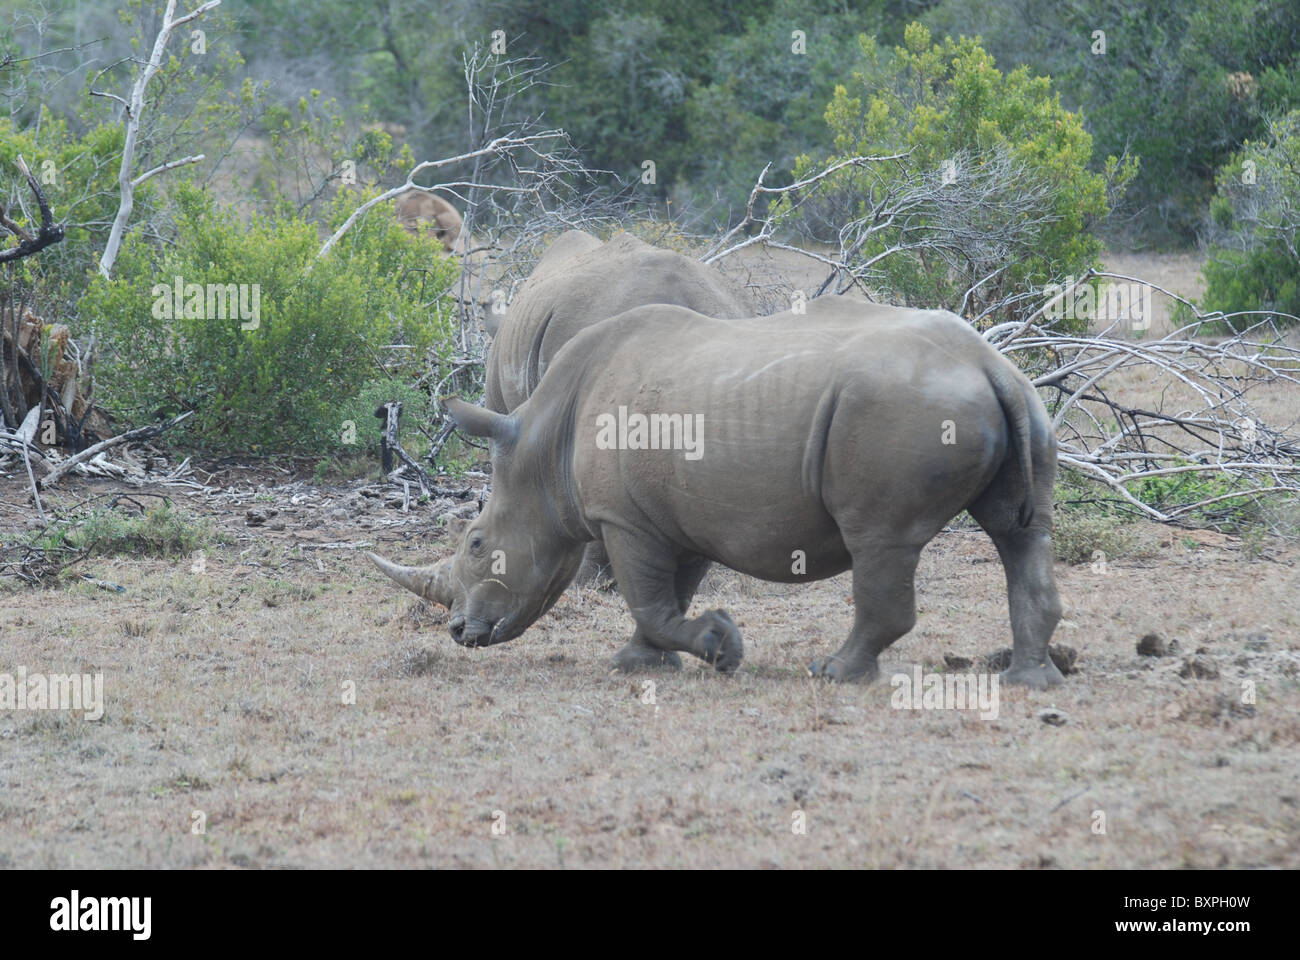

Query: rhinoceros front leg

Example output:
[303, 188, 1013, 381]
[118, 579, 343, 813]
[811, 544, 921, 682]
[602, 530, 741, 672]
[610, 556, 711, 672]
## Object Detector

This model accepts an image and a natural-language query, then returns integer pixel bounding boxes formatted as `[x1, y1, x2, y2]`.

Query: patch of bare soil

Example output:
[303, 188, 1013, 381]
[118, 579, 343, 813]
[1, 464, 1297, 868]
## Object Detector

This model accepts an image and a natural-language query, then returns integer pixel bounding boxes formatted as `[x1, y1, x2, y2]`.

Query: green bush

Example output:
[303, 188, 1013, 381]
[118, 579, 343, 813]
[32, 505, 216, 560]
[1202, 111, 1300, 328]
[1133, 466, 1266, 532]
[1, 6, 261, 310]
[82, 185, 459, 454]
[923, 0, 1300, 244]
[785, 23, 1135, 327]
[0, 116, 126, 305]
[335, 377, 435, 458]
[1052, 505, 1139, 565]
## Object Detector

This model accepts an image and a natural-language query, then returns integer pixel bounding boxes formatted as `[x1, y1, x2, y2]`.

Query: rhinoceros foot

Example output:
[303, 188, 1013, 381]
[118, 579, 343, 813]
[1000, 659, 1066, 689]
[611, 636, 682, 672]
[696, 610, 743, 673]
[808, 653, 880, 683]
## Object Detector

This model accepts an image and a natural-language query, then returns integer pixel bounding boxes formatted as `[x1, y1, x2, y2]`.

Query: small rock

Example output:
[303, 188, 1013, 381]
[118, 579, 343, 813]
[1137, 633, 1176, 657]
[982, 648, 1013, 671]
[1037, 707, 1068, 726]
[1179, 655, 1219, 680]
[245, 507, 278, 527]
[1050, 644, 1078, 675]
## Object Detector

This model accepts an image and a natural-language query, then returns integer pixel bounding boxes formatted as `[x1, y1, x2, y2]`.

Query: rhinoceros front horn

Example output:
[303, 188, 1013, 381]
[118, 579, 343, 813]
[367, 552, 453, 608]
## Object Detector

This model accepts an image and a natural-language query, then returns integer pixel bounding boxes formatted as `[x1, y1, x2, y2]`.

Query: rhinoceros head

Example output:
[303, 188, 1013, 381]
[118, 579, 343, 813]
[370, 398, 585, 647]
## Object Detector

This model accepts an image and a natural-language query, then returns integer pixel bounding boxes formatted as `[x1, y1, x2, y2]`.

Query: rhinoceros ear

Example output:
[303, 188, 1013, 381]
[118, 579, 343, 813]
[482, 310, 501, 338]
[445, 397, 517, 444]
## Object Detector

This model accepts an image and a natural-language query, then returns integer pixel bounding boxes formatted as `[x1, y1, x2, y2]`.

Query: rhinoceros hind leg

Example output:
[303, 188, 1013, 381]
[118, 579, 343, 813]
[1001, 659, 1064, 689]
[987, 527, 1063, 688]
[811, 545, 920, 683]
[967, 403, 1064, 688]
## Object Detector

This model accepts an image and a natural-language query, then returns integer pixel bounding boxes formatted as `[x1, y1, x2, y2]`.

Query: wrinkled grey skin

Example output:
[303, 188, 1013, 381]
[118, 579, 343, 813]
[483, 230, 756, 584]
[370, 295, 1065, 688]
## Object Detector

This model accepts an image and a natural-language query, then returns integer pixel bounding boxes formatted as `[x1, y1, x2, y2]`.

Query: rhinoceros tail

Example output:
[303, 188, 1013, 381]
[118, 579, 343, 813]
[989, 367, 1036, 528]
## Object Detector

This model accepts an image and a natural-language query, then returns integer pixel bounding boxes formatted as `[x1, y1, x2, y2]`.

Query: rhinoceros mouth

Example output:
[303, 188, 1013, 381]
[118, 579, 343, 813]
[451, 613, 518, 647]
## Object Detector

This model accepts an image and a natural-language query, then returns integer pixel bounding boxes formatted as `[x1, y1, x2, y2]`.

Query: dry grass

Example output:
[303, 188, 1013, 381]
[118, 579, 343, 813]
[1, 474, 1297, 869]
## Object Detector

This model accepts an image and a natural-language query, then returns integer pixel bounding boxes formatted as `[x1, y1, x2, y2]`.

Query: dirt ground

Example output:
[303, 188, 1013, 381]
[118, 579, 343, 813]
[2, 252, 1298, 869]
[1, 460, 1297, 869]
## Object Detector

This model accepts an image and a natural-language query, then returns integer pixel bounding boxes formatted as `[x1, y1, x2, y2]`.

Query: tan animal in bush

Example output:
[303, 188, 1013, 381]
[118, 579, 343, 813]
[394, 191, 469, 254]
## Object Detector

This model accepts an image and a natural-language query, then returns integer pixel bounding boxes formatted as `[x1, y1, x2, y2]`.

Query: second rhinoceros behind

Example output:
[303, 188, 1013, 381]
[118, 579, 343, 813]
[370, 294, 1066, 688]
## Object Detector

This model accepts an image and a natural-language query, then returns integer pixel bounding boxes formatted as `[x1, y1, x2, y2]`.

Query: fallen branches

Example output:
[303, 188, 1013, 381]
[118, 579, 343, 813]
[702, 152, 907, 266]
[990, 273, 1300, 530]
[38, 410, 193, 489]
[0, 539, 89, 585]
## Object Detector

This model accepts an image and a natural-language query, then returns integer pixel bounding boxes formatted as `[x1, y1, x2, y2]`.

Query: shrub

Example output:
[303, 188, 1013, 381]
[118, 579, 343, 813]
[1202, 111, 1300, 328]
[1133, 466, 1267, 532]
[334, 377, 435, 458]
[0, 116, 126, 305]
[785, 22, 1135, 328]
[1052, 505, 1139, 565]
[923, 0, 1300, 244]
[82, 185, 459, 454]
[33, 505, 216, 560]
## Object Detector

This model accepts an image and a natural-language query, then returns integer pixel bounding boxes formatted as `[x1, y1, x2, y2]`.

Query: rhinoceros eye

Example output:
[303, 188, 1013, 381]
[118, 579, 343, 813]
[470, 534, 484, 551]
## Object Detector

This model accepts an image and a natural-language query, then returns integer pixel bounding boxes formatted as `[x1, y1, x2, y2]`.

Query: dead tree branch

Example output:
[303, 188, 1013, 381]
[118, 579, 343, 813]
[706, 148, 1059, 317]
[94, 0, 219, 279]
[989, 274, 1300, 529]
[38, 410, 193, 488]
[0, 155, 65, 262]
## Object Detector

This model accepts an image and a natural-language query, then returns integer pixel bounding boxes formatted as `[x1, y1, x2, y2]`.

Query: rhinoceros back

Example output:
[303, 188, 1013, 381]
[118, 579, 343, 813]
[486, 232, 755, 413]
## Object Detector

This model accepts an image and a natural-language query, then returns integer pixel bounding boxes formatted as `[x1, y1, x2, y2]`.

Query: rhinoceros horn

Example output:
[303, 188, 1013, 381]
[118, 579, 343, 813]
[367, 552, 453, 607]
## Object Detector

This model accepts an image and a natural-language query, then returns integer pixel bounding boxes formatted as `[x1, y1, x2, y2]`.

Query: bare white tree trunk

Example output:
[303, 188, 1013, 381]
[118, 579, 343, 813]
[95, 0, 220, 280]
